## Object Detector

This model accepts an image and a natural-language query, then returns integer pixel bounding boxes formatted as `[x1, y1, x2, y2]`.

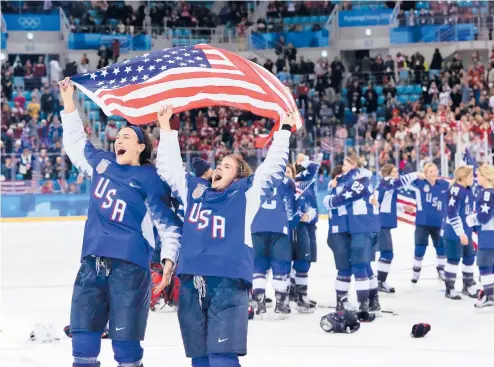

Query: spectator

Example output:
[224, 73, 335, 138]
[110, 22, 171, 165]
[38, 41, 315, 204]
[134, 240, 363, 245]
[430, 48, 443, 73]
[18, 148, 33, 180]
[1, 156, 14, 181]
[33, 56, 47, 78]
[105, 120, 118, 151]
[40, 88, 54, 117]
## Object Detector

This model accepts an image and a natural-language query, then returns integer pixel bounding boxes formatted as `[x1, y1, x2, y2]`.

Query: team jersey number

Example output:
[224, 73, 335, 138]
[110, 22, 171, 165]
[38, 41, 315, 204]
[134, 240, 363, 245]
[351, 181, 364, 194]
[94, 177, 127, 222]
[261, 188, 278, 210]
[484, 191, 491, 202]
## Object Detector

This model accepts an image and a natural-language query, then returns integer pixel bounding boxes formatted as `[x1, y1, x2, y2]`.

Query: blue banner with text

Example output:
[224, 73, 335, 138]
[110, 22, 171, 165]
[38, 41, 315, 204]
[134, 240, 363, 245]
[338, 9, 393, 27]
[250, 29, 329, 49]
[3, 13, 60, 31]
[68, 33, 151, 51]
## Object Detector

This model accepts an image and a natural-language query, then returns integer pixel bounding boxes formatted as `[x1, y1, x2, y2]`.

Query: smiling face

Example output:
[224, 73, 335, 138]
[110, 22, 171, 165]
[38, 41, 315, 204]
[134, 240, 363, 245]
[424, 164, 439, 182]
[114, 127, 145, 166]
[211, 156, 239, 191]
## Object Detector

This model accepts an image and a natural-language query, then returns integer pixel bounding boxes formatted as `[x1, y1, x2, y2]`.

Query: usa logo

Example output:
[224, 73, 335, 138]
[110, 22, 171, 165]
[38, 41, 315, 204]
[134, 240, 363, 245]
[424, 185, 430, 193]
[96, 159, 111, 174]
[192, 183, 207, 199]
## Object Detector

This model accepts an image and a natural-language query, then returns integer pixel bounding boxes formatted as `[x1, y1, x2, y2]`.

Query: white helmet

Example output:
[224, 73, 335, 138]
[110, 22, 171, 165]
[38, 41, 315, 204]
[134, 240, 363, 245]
[30, 322, 57, 343]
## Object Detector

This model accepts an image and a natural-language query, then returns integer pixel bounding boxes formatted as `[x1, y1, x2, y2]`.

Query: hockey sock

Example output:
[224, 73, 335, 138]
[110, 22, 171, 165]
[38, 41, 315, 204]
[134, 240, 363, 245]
[377, 251, 394, 282]
[413, 245, 427, 276]
[479, 267, 494, 297]
[444, 260, 460, 290]
[253, 257, 270, 298]
[271, 260, 291, 294]
[192, 356, 210, 367]
[435, 247, 446, 272]
[336, 269, 351, 297]
[462, 256, 475, 286]
[352, 263, 369, 303]
[367, 263, 378, 299]
[72, 332, 101, 365]
[208, 353, 240, 367]
[293, 260, 311, 296]
[112, 340, 143, 366]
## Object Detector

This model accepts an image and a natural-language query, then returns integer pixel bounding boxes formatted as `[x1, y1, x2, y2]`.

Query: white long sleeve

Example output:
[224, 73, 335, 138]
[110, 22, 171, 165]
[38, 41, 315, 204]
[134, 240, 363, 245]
[156, 130, 190, 211]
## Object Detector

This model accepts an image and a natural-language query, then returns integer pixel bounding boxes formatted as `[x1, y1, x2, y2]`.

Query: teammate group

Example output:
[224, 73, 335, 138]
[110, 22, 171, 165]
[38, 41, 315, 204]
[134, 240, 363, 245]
[57, 77, 494, 367]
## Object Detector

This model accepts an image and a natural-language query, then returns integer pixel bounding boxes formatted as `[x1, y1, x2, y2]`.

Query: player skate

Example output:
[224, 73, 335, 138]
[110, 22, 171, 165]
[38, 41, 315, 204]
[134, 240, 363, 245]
[445, 288, 462, 300]
[378, 281, 395, 293]
[296, 294, 316, 313]
[475, 293, 494, 309]
[335, 295, 353, 312]
[411, 272, 420, 284]
[437, 267, 446, 282]
[369, 293, 382, 317]
[274, 292, 291, 319]
[254, 293, 267, 316]
[462, 283, 479, 298]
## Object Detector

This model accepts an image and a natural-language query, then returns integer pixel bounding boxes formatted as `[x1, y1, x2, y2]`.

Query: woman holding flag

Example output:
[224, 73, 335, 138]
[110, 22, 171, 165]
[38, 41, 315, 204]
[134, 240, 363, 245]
[155, 104, 297, 367]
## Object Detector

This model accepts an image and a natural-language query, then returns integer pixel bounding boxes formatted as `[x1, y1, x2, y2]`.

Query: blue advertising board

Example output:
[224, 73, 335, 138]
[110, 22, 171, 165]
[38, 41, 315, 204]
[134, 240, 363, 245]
[3, 13, 60, 31]
[68, 33, 151, 51]
[250, 29, 329, 50]
[338, 9, 393, 27]
[390, 24, 477, 44]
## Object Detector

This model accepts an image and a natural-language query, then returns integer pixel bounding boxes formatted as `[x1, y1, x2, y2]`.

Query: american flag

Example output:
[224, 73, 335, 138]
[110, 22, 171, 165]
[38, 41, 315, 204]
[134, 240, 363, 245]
[71, 44, 302, 147]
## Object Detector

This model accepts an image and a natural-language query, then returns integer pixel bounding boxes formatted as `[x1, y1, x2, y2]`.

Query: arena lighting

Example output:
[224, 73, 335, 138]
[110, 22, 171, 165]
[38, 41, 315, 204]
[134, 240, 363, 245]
[26, 32, 34, 40]
[0, 53, 6, 61]
[365, 28, 372, 36]
[321, 50, 328, 57]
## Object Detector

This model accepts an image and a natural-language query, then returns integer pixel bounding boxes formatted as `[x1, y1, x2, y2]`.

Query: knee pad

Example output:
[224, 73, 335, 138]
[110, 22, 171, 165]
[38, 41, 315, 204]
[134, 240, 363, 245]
[380, 251, 394, 261]
[271, 260, 291, 277]
[72, 332, 101, 359]
[337, 269, 352, 278]
[462, 256, 475, 266]
[253, 257, 270, 274]
[112, 340, 143, 365]
[414, 245, 426, 258]
[435, 246, 445, 257]
[208, 353, 240, 367]
[351, 263, 367, 278]
[192, 356, 210, 367]
[293, 260, 310, 273]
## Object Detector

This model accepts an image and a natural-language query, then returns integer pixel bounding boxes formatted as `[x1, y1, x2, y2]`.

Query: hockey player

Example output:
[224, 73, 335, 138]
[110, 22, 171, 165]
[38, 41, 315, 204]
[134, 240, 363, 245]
[251, 162, 296, 318]
[155, 105, 296, 367]
[467, 164, 494, 308]
[325, 156, 381, 316]
[410, 163, 449, 284]
[59, 79, 182, 367]
[442, 166, 477, 300]
[290, 154, 320, 311]
[376, 165, 423, 293]
[324, 165, 352, 312]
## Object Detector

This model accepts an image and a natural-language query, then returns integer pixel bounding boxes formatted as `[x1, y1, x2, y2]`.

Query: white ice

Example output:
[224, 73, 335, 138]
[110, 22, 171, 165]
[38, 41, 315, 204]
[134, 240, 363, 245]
[1, 220, 493, 367]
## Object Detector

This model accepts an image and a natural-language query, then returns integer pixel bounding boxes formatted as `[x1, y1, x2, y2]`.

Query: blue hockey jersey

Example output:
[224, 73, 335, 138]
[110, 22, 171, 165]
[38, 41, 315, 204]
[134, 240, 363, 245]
[326, 168, 380, 234]
[377, 172, 418, 229]
[61, 110, 182, 270]
[295, 160, 320, 225]
[157, 129, 291, 284]
[411, 178, 449, 228]
[323, 174, 350, 234]
[442, 183, 474, 241]
[252, 177, 296, 235]
[467, 188, 494, 249]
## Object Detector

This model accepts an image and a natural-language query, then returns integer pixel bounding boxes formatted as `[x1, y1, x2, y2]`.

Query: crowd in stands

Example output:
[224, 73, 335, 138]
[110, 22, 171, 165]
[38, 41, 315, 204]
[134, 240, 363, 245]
[396, 1, 490, 27]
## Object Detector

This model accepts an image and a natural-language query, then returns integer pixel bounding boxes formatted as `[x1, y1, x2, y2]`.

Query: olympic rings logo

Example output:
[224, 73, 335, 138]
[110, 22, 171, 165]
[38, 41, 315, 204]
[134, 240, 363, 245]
[18, 16, 41, 29]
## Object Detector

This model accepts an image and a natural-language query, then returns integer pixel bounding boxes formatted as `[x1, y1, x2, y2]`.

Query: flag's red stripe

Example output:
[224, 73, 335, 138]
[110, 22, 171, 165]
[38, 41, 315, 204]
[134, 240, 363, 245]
[101, 87, 273, 110]
[97, 69, 250, 99]
[110, 99, 280, 125]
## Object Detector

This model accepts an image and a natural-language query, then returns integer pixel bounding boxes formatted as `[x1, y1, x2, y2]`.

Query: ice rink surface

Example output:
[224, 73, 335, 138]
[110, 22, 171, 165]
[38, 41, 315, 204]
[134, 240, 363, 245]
[1, 219, 493, 367]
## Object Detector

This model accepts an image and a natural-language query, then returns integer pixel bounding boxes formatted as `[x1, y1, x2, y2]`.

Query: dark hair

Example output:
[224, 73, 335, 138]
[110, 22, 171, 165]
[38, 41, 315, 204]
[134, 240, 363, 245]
[331, 165, 343, 179]
[138, 127, 153, 165]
